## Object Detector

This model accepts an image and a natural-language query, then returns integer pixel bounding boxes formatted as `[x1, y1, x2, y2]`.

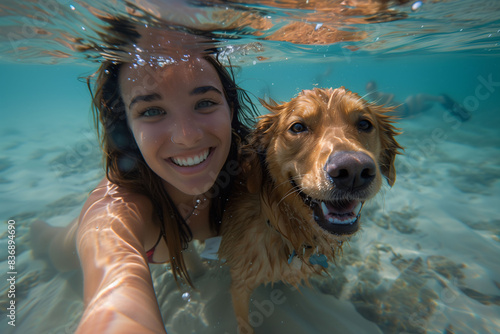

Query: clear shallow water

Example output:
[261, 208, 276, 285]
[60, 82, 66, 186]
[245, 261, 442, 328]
[1, 1, 500, 333]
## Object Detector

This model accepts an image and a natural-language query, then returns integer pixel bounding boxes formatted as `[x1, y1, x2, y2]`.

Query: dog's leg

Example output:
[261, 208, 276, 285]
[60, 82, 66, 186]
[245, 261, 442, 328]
[231, 283, 255, 334]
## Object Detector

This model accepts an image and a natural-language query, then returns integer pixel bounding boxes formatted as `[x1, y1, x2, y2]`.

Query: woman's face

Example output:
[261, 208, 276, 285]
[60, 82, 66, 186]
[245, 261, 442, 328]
[119, 57, 233, 196]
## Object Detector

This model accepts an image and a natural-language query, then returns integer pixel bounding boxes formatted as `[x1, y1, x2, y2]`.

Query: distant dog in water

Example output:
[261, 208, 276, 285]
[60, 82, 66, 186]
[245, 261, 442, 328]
[219, 87, 402, 333]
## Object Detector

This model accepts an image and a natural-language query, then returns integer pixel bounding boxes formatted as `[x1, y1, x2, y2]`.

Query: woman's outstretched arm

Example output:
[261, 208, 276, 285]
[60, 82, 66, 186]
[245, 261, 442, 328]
[75, 184, 167, 334]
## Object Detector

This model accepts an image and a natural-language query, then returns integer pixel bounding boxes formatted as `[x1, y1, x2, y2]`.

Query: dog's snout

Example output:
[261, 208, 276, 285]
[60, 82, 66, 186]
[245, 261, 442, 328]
[325, 151, 376, 190]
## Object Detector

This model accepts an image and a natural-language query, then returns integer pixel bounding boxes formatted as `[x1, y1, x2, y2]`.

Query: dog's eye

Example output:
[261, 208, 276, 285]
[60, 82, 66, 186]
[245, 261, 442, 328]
[289, 122, 307, 134]
[358, 119, 373, 132]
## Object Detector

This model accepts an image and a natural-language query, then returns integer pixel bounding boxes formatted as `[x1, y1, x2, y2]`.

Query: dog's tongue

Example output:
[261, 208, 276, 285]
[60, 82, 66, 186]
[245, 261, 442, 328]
[324, 200, 358, 215]
[319, 200, 362, 225]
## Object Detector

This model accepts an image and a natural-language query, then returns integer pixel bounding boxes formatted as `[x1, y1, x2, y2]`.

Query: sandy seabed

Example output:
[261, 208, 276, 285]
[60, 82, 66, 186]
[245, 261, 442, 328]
[0, 107, 499, 334]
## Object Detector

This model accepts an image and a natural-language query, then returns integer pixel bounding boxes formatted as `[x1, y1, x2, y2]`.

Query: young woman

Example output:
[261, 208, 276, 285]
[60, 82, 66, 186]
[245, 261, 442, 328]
[31, 21, 257, 333]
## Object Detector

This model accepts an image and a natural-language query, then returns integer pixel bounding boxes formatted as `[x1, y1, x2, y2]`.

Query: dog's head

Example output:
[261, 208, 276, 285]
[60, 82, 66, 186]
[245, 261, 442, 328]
[248, 87, 402, 239]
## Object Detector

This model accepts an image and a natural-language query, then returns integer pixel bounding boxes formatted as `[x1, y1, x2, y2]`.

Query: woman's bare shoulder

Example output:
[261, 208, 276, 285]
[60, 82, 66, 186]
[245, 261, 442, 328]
[78, 178, 154, 237]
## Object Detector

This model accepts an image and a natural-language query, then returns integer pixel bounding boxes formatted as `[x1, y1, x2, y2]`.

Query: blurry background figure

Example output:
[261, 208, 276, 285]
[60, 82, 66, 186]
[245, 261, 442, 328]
[365, 80, 471, 121]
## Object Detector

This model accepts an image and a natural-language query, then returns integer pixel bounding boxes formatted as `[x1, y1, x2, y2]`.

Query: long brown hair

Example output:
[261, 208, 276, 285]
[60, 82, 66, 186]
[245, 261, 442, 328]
[87, 20, 257, 286]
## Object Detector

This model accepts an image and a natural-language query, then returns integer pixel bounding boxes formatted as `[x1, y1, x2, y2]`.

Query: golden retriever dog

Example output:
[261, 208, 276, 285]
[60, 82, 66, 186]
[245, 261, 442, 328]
[219, 87, 402, 333]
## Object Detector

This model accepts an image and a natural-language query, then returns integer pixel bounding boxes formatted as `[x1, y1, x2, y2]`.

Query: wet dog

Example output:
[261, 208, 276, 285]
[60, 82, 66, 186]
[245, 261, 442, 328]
[219, 87, 402, 333]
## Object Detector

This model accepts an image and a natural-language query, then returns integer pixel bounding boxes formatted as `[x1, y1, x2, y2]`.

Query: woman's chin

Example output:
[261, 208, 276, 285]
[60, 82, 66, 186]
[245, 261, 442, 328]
[162, 176, 217, 197]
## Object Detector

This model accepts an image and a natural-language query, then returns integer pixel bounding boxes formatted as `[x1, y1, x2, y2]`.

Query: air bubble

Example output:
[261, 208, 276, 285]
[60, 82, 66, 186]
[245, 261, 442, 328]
[155, 56, 175, 67]
[411, 1, 423, 12]
[182, 292, 191, 301]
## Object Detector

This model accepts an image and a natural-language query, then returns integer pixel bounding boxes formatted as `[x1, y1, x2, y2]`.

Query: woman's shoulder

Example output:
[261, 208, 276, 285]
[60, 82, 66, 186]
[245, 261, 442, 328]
[79, 178, 154, 230]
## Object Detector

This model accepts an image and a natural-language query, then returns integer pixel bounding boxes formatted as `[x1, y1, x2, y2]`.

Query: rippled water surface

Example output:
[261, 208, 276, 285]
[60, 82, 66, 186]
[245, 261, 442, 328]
[1, 0, 499, 64]
[1, 1, 499, 333]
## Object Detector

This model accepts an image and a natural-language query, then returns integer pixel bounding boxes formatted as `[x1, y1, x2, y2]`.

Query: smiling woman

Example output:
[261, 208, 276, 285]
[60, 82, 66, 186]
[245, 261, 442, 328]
[120, 58, 233, 197]
[30, 17, 258, 334]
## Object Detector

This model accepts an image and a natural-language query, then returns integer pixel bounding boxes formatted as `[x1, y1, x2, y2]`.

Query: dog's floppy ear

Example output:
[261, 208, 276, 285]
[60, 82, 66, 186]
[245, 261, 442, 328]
[241, 146, 263, 194]
[374, 106, 403, 187]
[244, 98, 281, 193]
[253, 97, 282, 153]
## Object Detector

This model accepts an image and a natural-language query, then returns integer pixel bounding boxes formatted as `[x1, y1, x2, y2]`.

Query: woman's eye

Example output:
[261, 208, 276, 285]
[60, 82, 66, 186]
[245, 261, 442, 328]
[141, 108, 164, 117]
[358, 119, 373, 132]
[196, 100, 216, 109]
[289, 122, 307, 134]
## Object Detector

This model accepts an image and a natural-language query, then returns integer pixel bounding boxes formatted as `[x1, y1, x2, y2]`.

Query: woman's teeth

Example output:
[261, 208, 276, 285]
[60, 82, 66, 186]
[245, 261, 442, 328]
[171, 149, 210, 167]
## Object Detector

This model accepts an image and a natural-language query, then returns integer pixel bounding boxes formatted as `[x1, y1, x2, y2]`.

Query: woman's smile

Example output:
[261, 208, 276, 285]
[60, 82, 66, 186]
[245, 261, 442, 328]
[168, 147, 212, 168]
[166, 147, 215, 174]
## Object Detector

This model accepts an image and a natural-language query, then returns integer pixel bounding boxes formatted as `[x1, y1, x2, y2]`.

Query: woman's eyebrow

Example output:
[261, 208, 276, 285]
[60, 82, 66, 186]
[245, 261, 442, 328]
[191, 86, 222, 96]
[129, 93, 161, 109]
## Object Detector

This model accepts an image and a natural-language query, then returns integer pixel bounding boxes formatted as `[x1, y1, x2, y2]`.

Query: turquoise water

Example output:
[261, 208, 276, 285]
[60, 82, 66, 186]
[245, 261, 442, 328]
[1, 1, 500, 333]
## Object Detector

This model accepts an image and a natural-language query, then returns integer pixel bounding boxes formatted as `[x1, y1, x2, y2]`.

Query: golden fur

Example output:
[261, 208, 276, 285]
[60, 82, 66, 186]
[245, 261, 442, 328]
[219, 87, 402, 333]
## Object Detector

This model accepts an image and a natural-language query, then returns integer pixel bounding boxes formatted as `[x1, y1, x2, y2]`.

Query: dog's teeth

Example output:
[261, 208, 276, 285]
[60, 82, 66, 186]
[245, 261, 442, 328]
[321, 201, 361, 225]
[354, 202, 363, 216]
[321, 202, 329, 217]
[329, 217, 357, 225]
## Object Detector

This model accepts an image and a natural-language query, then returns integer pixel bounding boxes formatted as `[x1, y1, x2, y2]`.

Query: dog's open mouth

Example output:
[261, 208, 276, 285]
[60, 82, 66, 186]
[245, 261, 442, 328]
[312, 199, 363, 235]
[290, 178, 363, 235]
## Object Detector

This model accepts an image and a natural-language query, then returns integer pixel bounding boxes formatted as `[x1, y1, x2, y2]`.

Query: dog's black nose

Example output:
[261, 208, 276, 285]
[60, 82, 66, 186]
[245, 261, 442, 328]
[325, 151, 376, 190]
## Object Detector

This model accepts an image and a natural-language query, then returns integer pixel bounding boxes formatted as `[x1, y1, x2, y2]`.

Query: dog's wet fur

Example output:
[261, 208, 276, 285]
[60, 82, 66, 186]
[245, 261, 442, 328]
[219, 87, 402, 333]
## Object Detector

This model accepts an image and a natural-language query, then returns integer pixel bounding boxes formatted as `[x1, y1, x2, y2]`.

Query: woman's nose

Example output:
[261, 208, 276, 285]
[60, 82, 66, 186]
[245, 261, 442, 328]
[170, 114, 203, 146]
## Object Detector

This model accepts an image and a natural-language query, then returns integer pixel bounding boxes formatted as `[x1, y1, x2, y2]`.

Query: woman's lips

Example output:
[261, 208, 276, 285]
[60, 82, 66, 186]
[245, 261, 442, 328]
[170, 148, 211, 167]
[166, 147, 215, 175]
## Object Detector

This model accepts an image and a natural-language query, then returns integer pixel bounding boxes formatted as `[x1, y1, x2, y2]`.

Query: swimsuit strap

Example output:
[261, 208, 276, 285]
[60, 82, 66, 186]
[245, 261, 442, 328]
[146, 209, 167, 263]
[150, 228, 165, 251]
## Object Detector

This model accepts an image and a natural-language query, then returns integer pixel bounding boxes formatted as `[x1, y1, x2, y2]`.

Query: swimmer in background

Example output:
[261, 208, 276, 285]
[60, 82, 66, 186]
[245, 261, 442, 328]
[365, 80, 471, 121]
[30, 18, 258, 334]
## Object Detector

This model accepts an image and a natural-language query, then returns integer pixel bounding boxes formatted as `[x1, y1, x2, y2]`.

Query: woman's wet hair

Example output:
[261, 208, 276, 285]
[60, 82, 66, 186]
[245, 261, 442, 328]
[87, 18, 258, 286]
